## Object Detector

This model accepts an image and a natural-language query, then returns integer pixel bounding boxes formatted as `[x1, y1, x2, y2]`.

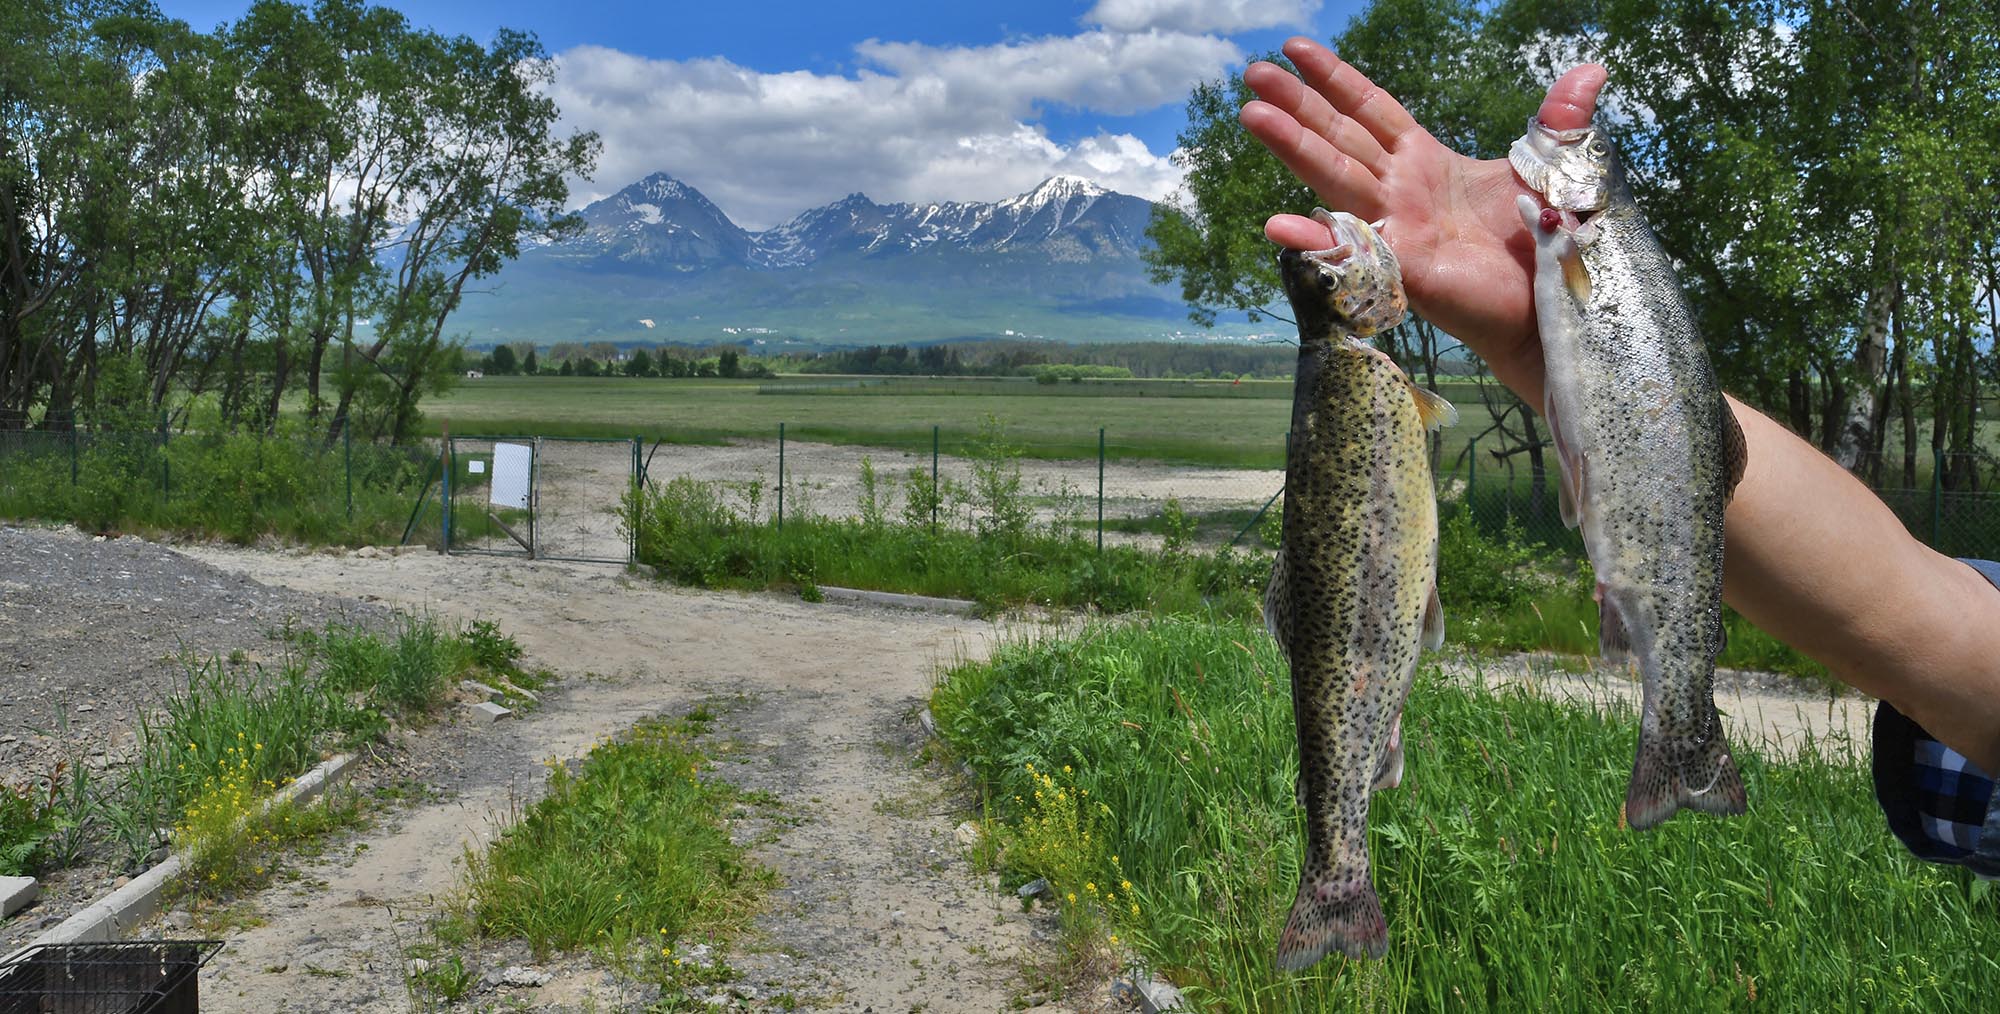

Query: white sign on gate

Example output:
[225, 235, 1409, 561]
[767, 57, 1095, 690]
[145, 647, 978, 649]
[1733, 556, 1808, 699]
[490, 442, 532, 510]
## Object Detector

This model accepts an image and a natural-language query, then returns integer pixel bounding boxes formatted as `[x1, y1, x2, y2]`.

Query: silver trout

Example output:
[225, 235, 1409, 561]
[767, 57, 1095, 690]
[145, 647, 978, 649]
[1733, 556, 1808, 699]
[1511, 119, 1748, 830]
[1266, 210, 1452, 968]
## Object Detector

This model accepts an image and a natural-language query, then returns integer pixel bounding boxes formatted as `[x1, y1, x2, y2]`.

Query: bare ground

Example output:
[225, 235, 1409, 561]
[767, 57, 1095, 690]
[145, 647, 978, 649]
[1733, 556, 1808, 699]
[159, 543, 1071, 1013]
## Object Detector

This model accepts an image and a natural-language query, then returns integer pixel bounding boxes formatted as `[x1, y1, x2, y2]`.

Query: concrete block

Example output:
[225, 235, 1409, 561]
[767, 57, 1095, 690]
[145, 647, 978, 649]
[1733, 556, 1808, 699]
[470, 701, 513, 723]
[1, 876, 38, 918]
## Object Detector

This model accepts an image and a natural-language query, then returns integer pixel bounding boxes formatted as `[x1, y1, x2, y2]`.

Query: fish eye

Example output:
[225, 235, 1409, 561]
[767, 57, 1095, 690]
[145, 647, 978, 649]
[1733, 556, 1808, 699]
[1588, 139, 1608, 157]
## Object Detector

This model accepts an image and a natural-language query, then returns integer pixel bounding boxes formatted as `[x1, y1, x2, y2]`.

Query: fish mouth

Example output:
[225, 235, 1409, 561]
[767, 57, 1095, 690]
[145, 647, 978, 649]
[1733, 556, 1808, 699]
[1290, 209, 1408, 338]
[1510, 117, 1611, 216]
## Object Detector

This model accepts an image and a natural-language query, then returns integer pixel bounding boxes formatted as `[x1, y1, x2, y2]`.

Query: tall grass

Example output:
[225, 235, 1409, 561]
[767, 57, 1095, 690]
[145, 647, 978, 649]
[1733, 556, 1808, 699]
[625, 436, 1269, 617]
[931, 618, 2000, 1012]
[0, 423, 430, 543]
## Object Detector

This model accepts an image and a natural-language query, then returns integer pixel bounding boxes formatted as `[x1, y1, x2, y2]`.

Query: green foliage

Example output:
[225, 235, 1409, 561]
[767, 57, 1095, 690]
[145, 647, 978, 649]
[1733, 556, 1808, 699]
[463, 715, 771, 970]
[0, 780, 55, 877]
[0, 423, 430, 543]
[933, 618, 1999, 1012]
[0, 0, 599, 440]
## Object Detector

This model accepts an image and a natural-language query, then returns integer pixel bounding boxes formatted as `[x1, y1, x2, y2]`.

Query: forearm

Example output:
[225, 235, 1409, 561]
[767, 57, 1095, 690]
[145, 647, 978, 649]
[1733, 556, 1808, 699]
[1720, 397, 2000, 771]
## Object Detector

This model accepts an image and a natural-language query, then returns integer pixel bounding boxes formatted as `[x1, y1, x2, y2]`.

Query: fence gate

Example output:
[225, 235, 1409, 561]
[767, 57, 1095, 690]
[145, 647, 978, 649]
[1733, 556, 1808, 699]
[443, 435, 637, 564]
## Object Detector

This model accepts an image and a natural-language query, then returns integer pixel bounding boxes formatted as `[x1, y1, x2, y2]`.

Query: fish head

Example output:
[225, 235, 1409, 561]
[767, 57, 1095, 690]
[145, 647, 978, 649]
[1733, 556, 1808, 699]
[1276, 209, 1408, 341]
[1509, 117, 1615, 215]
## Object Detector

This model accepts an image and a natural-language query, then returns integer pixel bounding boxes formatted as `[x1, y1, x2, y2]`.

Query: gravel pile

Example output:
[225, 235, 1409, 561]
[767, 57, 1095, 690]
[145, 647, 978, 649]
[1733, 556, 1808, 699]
[0, 525, 391, 783]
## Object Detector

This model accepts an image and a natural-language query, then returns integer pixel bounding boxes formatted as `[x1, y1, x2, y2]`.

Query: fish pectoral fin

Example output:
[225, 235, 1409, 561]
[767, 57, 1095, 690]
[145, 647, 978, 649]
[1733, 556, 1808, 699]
[1542, 390, 1586, 530]
[1405, 380, 1459, 431]
[1720, 394, 1748, 504]
[1421, 582, 1446, 652]
[1597, 583, 1633, 662]
[1559, 240, 1591, 302]
[1262, 551, 1291, 661]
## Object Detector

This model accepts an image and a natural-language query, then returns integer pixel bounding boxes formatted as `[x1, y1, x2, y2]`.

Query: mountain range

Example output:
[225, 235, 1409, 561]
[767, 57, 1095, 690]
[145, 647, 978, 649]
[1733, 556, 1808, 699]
[444, 172, 1266, 348]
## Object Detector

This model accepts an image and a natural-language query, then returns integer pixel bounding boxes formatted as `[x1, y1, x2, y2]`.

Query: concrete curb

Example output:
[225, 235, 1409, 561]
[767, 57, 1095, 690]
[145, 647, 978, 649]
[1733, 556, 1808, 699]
[5, 752, 359, 958]
[817, 586, 981, 616]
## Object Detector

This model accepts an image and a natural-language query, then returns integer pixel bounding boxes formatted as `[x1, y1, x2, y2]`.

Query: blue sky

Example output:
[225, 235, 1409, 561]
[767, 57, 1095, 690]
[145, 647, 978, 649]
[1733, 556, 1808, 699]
[156, 0, 1367, 228]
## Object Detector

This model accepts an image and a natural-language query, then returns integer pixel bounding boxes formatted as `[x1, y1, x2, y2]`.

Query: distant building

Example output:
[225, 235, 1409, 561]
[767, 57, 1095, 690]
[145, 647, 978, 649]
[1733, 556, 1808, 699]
[464, 370, 484, 379]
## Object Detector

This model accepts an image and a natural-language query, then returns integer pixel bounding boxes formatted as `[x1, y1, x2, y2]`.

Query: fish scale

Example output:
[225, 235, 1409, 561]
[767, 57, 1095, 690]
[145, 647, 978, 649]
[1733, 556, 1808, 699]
[1512, 119, 1748, 830]
[1265, 211, 1451, 969]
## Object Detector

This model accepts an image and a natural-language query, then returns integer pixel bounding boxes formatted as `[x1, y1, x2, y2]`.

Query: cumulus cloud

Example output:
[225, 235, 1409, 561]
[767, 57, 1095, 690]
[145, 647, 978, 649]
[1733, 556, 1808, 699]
[548, 29, 1240, 229]
[1084, 0, 1321, 35]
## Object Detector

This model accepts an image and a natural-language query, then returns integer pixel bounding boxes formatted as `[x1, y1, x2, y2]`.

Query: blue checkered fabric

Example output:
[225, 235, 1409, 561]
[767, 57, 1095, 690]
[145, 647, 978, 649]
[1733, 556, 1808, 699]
[1871, 559, 2000, 877]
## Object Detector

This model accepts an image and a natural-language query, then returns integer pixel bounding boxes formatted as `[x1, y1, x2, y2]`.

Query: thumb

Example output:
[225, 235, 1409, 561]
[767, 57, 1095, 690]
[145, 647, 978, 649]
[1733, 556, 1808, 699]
[1538, 64, 1607, 130]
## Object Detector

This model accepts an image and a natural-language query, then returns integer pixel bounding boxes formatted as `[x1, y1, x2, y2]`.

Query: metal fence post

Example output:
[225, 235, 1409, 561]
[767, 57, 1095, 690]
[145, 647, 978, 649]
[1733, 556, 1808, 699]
[1932, 447, 1944, 547]
[69, 428, 78, 486]
[1468, 435, 1477, 514]
[777, 422, 785, 532]
[930, 425, 939, 535]
[1097, 427, 1105, 553]
[344, 425, 353, 519]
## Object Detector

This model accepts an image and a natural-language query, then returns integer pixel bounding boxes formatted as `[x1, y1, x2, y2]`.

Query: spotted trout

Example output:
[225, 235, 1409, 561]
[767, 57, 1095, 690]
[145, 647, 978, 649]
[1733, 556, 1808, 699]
[1511, 119, 1748, 830]
[1266, 210, 1453, 969]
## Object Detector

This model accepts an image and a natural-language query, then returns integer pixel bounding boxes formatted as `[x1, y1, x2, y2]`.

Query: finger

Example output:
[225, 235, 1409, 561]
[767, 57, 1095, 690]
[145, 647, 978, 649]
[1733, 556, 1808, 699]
[1538, 64, 1608, 130]
[1244, 60, 1390, 176]
[1240, 100, 1386, 220]
[1265, 213, 1336, 252]
[1282, 37, 1424, 152]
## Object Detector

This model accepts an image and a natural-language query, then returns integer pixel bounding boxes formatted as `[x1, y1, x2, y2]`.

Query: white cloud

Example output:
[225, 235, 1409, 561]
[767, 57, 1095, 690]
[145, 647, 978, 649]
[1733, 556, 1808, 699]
[1085, 0, 1321, 35]
[548, 29, 1240, 229]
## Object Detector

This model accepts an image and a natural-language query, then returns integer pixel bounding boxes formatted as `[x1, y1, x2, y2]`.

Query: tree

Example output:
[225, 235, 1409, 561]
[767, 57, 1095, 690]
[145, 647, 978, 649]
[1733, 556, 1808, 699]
[522, 346, 537, 375]
[489, 344, 517, 375]
[718, 349, 740, 378]
[625, 348, 653, 377]
[558, 359, 574, 377]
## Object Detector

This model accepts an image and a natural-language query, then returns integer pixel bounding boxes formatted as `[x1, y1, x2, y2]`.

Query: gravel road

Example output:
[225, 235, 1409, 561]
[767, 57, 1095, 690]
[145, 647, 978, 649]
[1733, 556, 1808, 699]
[0, 525, 392, 784]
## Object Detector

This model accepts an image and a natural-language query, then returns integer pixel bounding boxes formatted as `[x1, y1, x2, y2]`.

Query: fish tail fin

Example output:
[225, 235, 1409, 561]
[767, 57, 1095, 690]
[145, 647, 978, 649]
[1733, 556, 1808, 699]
[1276, 862, 1387, 970]
[1624, 713, 1747, 830]
[1405, 381, 1459, 431]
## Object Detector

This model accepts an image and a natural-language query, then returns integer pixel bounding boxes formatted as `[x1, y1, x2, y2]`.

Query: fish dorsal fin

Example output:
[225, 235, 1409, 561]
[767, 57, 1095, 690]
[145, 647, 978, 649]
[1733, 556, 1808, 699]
[1720, 395, 1747, 503]
[1406, 381, 1458, 431]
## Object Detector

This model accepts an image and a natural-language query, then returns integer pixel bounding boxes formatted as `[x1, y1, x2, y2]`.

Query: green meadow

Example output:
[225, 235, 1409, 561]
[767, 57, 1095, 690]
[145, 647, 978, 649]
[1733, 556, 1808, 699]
[424, 374, 1509, 469]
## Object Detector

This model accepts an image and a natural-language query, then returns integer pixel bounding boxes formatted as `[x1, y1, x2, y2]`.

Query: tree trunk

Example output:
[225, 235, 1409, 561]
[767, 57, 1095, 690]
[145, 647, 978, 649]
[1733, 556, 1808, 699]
[1833, 271, 1898, 470]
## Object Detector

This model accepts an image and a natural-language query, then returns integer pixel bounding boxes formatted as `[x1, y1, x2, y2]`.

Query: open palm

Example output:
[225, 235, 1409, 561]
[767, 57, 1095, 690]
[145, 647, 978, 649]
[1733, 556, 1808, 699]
[1239, 37, 1605, 406]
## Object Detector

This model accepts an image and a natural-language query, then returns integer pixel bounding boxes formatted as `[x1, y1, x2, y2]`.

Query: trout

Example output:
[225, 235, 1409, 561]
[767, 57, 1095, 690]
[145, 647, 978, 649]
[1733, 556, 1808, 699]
[1266, 210, 1453, 969]
[1511, 119, 1749, 830]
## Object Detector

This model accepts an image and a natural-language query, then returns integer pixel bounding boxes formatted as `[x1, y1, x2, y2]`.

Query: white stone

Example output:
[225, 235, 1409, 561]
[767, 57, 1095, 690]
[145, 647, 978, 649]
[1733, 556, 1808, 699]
[1, 877, 39, 918]
[470, 701, 513, 723]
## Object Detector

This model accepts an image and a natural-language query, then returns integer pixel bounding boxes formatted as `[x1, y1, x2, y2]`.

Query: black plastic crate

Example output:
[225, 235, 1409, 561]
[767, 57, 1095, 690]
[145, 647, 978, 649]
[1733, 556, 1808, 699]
[0, 941, 223, 1014]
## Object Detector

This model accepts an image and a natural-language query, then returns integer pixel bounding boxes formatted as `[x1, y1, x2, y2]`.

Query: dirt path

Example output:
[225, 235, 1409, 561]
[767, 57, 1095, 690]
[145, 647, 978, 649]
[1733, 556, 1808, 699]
[169, 545, 1062, 1013]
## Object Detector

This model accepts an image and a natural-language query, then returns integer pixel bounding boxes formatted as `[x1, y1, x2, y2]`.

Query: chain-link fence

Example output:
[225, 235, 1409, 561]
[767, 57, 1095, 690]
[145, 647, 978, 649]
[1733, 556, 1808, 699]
[638, 426, 1285, 555]
[5, 423, 1999, 564]
[1430, 440, 2000, 562]
[0, 426, 432, 543]
[636, 427, 2000, 564]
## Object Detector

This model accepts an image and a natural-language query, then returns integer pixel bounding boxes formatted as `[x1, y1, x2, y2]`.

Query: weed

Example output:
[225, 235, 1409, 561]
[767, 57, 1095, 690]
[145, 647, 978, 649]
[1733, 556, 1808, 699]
[463, 714, 772, 980]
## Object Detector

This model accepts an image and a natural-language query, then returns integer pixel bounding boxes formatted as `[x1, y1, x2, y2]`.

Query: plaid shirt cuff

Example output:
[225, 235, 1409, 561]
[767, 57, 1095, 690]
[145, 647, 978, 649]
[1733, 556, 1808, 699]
[1870, 558, 2000, 877]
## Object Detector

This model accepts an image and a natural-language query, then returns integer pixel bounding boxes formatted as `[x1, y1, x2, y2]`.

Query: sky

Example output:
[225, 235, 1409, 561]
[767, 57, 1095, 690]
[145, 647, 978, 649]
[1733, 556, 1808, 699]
[155, 0, 1369, 230]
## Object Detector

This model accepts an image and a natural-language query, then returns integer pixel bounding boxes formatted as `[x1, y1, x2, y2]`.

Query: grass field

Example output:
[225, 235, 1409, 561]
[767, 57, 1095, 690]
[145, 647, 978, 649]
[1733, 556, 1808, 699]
[932, 617, 2000, 1012]
[423, 375, 1506, 469]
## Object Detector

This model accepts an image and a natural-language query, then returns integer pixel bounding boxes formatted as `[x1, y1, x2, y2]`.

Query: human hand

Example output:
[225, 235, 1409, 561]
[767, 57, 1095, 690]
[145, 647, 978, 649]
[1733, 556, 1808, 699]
[1238, 37, 1605, 406]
